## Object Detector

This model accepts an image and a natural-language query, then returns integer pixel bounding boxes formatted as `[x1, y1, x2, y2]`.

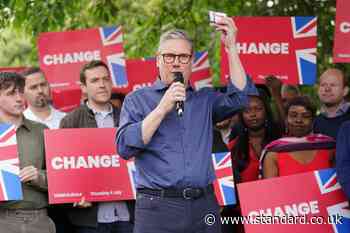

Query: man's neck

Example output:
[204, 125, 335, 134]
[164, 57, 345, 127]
[87, 101, 111, 112]
[322, 101, 343, 118]
[29, 105, 51, 120]
[0, 113, 23, 127]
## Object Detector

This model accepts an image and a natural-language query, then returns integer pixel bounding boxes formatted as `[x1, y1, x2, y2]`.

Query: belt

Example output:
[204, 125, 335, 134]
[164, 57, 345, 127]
[137, 185, 214, 200]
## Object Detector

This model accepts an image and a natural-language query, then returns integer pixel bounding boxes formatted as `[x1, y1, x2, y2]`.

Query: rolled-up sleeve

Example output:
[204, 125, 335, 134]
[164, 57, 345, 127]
[336, 121, 350, 199]
[212, 75, 258, 123]
[116, 95, 146, 160]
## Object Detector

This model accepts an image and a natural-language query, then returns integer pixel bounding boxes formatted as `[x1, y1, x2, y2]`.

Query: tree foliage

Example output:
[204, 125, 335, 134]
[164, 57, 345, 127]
[1, 0, 349, 87]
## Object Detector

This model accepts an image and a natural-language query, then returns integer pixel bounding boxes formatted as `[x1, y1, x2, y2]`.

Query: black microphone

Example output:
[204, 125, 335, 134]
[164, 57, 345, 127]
[173, 72, 184, 117]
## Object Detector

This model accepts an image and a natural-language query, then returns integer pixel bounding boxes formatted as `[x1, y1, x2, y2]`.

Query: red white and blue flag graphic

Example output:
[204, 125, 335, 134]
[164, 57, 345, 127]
[0, 123, 23, 201]
[38, 26, 125, 90]
[238, 168, 349, 233]
[99, 26, 123, 46]
[315, 169, 350, 233]
[191, 51, 212, 90]
[212, 152, 236, 206]
[220, 16, 317, 85]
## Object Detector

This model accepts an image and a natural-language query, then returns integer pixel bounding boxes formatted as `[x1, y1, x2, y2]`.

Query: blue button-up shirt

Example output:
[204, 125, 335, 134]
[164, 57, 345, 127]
[116, 77, 257, 189]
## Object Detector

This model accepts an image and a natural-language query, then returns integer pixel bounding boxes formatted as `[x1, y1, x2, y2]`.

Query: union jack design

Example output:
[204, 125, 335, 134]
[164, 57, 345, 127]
[212, 152, 236, 206]
[0, 124, 17, 147]
[292, 17, 317, 85]
[98, 26, 127, 89]
[315, 169, 342, 195]
[192, 51, 210, 73]
[191, 51, 212, 90]
[291, 17, 317, 39]
[0, 123, 22, 201]
[107, 54, 128, 88]
[327, 202, 350, 233]
[99, 26, 123, 46]
[315, 169, 350, 233]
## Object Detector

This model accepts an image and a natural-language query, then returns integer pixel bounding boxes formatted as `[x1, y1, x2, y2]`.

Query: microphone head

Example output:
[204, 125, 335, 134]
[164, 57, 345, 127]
[173, 72, 184, 83]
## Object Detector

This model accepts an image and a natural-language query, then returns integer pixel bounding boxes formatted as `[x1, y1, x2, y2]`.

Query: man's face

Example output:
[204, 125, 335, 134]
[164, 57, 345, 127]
[157, 39, 193, 86]
[81, 66, 112, 105]
[318, 71, 347, 107]
[287, 105, 313, 137]
[0, 86, 25, 117]
[24, 72, 51, 108]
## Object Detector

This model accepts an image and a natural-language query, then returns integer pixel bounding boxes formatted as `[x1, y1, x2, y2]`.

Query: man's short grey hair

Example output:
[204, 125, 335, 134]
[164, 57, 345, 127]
[158, 29, 193, 53]
[281, 84, 300, 96]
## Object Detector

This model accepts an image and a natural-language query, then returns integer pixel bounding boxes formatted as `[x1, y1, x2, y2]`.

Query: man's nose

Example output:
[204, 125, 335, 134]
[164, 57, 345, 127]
[98, 80, 107, 88]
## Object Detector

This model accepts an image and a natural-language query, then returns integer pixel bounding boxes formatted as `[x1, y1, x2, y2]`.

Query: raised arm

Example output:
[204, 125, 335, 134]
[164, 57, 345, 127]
[213, 17, 246, 90]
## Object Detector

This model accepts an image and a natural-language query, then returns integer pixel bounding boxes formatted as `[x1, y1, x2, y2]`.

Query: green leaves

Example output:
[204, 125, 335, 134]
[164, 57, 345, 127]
[1, 0, 349, 90]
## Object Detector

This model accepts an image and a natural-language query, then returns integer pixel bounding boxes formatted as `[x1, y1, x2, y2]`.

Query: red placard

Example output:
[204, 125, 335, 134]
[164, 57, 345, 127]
[237, 169, 349, 233]
[220, 17, 317, 85]
[45, 128, 135, 204]
[38, 26, 125, 89]
[51, 87, 82, 113]
[333, 0, 350, 63]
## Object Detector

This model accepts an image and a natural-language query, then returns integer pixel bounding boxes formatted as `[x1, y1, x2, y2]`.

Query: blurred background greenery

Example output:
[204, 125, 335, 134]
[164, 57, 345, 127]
[0, 0, 349, 102]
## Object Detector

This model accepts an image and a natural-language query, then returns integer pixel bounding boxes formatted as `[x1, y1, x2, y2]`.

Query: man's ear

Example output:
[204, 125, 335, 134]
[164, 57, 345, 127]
[343, 86, 349, 98]
[80, 82, 87, 94]
[156, 54, 160, 68]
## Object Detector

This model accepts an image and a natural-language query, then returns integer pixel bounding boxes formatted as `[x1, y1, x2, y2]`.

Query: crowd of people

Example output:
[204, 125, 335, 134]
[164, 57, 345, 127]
[0, 15, 349, 233]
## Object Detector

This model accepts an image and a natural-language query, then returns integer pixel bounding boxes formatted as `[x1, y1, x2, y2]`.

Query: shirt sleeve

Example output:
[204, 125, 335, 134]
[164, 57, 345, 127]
[212, 75, 258, 123]
[115, 94, 146, 160]
[336, 121, 350, 199]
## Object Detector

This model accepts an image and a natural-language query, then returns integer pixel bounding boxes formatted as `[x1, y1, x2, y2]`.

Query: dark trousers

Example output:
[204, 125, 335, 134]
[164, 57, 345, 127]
[74, 221, 133, 233]
[48, 206, 73, 233]
[133, 191, 221, 233]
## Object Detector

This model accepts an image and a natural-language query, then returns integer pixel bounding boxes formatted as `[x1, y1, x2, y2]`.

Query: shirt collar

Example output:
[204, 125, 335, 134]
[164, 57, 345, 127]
[150, 76, 194, 92]
[26, 105, 55, 121]
[18, 117, 32, 131]
[86, 102, 113, 116]
[320, 101, 350, 117]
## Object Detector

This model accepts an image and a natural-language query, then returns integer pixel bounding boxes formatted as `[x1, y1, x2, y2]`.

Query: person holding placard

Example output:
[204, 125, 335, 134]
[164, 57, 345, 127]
[60, 60, 134, 233]
[0, 72, 55, 233]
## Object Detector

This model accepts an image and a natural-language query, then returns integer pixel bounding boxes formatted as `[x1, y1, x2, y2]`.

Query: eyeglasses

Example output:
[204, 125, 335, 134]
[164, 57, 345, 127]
[161, 53, 192, 64]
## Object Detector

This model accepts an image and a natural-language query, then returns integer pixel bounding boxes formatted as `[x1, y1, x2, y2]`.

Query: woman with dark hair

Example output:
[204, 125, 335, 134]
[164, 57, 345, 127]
[221, 89, 282, 233]
[263, 96, 335, 178]
[230, 89, 282, 182]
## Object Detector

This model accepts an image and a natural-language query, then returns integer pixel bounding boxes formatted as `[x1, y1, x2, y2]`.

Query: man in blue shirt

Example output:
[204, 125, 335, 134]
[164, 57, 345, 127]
[116, 17, 257, 233]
